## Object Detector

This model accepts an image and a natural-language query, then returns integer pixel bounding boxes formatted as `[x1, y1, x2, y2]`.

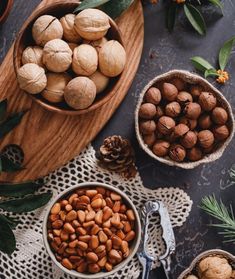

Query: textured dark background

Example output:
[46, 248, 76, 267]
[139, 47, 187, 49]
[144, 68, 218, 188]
[0, 0, 235, 278]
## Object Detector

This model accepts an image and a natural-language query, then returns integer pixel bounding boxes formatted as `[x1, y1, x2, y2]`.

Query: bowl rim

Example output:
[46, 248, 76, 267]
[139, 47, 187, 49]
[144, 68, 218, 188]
[135, 69, 235, 169]
[13, 0, 126, 116]
[0, 0, 13, 24]
[42, 181, 141, 279]
[178, 249, 235, 279]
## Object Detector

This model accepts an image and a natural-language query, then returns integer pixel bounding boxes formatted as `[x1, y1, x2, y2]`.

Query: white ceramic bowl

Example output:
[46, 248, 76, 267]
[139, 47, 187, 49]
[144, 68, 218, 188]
[42, 182, 141, 279]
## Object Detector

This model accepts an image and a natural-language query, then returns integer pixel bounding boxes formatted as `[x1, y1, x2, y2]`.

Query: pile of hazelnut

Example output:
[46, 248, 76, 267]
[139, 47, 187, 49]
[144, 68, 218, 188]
[47, 186, 136, 274]
[138, 78, 231, 162]
[16, 8, 126, 110]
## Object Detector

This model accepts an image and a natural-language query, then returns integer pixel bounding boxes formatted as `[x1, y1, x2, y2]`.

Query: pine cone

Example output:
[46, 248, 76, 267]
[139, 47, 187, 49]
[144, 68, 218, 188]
[96, 135, 137, 178]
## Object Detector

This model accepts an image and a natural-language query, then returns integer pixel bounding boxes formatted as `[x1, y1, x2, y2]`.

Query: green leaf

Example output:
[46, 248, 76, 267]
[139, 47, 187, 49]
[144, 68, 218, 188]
[0, 111, 27, 140]
[208, 0, 223, 11]
[0, 181, 44, 197]
[101, 0, 133, 19]
[204, 69, 219, 78]
[191, 56, 215, 72]
[0, 215, 20, 229]
[0, 215, 16, 254]
[1, 155, 23, 173]
[219, 36, 235, 70]
[0, 99, 7, 122]
[166, 4, 178, 32]
[0, 192, 52, 213]
[74, 0, 111, 13]
[184, 4, 206, 35]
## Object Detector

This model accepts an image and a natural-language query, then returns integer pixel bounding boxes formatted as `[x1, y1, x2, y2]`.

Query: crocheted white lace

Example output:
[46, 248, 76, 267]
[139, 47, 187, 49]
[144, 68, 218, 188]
[0, 145, 192, 279]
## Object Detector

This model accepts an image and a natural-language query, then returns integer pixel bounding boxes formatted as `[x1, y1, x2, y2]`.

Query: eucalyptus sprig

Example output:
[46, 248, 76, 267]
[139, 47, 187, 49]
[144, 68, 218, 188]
[191, 36, 235, 84]
[200, 195, 235, 243]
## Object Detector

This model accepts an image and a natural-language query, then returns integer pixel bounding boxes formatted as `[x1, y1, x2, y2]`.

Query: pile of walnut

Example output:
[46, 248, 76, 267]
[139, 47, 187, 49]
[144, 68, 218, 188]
[47, 187, 136, 274]
[185, 255, 235, 279]
[17, 9, 126, 110]
[138, 78, 230, 162]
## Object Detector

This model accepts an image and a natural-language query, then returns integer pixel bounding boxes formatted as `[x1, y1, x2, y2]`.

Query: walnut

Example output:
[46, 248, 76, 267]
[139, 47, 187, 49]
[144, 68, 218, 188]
[190, 85, 202, 99]
[139, 120, 156, 135]
[60, 14, 81, 43]
[179, 117, 197, 130]
[198, 130, 214, 148]
[177, 91, 193, 105]
[199, 92, 217, 111]
[157, 116, 176, 135]
[64, 77, 96, 110]
[43, 39, 72, 72]
[99, 40, 126, 77]
[212, 107, 228, 125]
[72, 44, 98, 76]
[162, 82, 178, 101]
[17, 63, 47, 94]
[187, 147, 203, 161]
[152, 140, 170, 157]
[169, 144, 186, 162]
[213, 125, 230, 141]
[89, 71, 109, 94]
[75, 8, 110, 40]
[143, 133, 156, 147]
[171, 77, 185, 91]
[173, 124, 189, 138]
[165, 102, 181, 117]
[42, 73, 71, 103]
[22, 46, 44, 67]
[198, 114, 212, 129]
[184, 102, 201, 119]
[32, 15, 63, 46]
[198, 256, 232, 279]
[83, 37, 108, 53]
[139, 103, 157, 119]
[181, 131, 197, 148]
[145, 87, 162, 105]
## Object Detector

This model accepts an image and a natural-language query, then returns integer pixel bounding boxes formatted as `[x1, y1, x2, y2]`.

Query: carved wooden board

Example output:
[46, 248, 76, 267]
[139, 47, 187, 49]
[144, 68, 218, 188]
[0, 0, 144, 182]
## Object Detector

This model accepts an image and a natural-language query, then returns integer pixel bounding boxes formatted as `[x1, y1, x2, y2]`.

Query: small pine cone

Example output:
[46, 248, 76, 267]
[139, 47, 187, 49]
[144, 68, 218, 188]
[96, 135, 137, 178]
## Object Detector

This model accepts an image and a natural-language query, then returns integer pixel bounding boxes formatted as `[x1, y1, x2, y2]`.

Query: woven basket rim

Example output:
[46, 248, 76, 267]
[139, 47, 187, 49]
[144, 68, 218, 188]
[135, 70, 235, 169]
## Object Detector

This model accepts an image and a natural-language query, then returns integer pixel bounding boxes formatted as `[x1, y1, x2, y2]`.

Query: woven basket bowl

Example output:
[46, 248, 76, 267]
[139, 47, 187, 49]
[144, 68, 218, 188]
[135, 70, 235, 169]
[178, 249, 235, 279]
[13, 1, 124, 116]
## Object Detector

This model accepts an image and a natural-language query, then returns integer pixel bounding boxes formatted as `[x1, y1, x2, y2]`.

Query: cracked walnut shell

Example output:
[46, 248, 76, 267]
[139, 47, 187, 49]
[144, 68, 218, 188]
[22, 46, 44, 67]
[60, 14, 81, 43]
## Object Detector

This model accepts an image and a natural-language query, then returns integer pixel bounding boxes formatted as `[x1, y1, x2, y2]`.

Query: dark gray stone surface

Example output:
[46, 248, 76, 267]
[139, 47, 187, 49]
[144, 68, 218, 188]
[0, 1, 235, 278]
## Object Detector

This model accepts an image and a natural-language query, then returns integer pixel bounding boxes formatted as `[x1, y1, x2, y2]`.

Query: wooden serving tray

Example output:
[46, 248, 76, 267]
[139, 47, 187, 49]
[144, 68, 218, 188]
[0, 0, 144, 182]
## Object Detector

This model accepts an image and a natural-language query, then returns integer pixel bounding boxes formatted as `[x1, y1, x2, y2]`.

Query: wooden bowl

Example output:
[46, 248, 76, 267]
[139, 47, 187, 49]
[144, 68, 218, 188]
[178, 249, 235, 279]
[0, 0, 13, 24]
[135, 70, 235, 169]
[13, 1, 125, 116]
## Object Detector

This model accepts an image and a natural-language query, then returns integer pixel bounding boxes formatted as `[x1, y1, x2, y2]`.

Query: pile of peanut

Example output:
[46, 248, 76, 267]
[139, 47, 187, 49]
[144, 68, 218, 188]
[47, 187, 136, 274]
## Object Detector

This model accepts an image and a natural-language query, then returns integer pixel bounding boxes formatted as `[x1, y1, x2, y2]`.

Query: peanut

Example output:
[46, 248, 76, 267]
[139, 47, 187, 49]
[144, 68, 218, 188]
[77, 260, 87, 273]
[98, 256, 107, 267]
[124, 230, 135, 242]
[86, 210, 96, 222]
[66, 210, 77, 222]
[76, 227, 87, 236]
[88, 263, 100, 273]
[91, 198, 102, 209]
[95, 245, 105, 254]
[95, 210, 103, 225]
[106, 239, 112, 252]
[79, 235, 91, 243]
[49, 214, 59, 222]
[105, 262, 113, 272]
[77, 210, 86, 223]
[77, 241, 88, 251]
[113, 201, 121, 213]
[86, 190, 98, 198]
[98, 230, 108, 243]
[90, 224, 100, 235]
[126, 209, 135, 221]
[62, 258, 73, 270]
[103, 207, 113, 222]
[96, 187, 106, 195]
[51, 203, 61, 215]
[105, 197, 114, 208]
[52, 220, 63, 229]
[64, 223, 75, 234]
[87, 252, 98, 263]
[111, 213, 120, 227]
[53, 229, 61, 237]
[89, 235, 99, 250]
[116, 230, 125, 240]
[110, 192, 121, 201]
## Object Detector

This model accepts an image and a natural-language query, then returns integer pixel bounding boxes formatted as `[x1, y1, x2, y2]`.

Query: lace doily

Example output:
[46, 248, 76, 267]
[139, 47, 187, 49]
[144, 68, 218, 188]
[0, 145, 192, 279]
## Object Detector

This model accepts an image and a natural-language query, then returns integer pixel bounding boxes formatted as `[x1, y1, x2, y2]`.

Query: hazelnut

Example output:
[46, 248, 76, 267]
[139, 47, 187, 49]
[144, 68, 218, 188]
[42, 73, 71, 103]
[17, 63, 47, 94]
[155, 130, 164, 139]
[169, 144, 186, 162]
[89, 71, 109, 94]
[60, 14, 81, 43]
[198, 114, 212, 129]
[173, 124, 189, 138]
[75, 9, 110, 41]
[212, 107, 228, 125]
[22, 46, 44, 67]
[99, 40, 126, 77]
[145, 87, 161, 105]
[64, 77, 96, 110]
[162, 83, 178, 101]
[213, 125, 230, 141]
[72, 44, 98, 76]
[43, 39, 72, 72]
[184, 102, 201, 119]
[198, 92, 217, 111]
[32, 15, 63, 46]
[181, 131, 197, 148]
[157, 116, 176, 135]
[190, 85, 202, 99]
[143, 133, 156, 147]
[179, 117, 197, 130]
[187, 147, 203, 161]
[155, 106, 164, 119]
[164, 132, 175, 143]
[68, 43, 78, 52]
[176, 91, 193, 105]
[139, 120, 156, 135]
[84, 37, 108, 53]
[139, 103, 156, 119]
[171, 78, 185, 91]
[198, 130, 214, 148]
[152, 140, 170, 157]
[165, 102, 181, 117]
[203, 145, 214, 154]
